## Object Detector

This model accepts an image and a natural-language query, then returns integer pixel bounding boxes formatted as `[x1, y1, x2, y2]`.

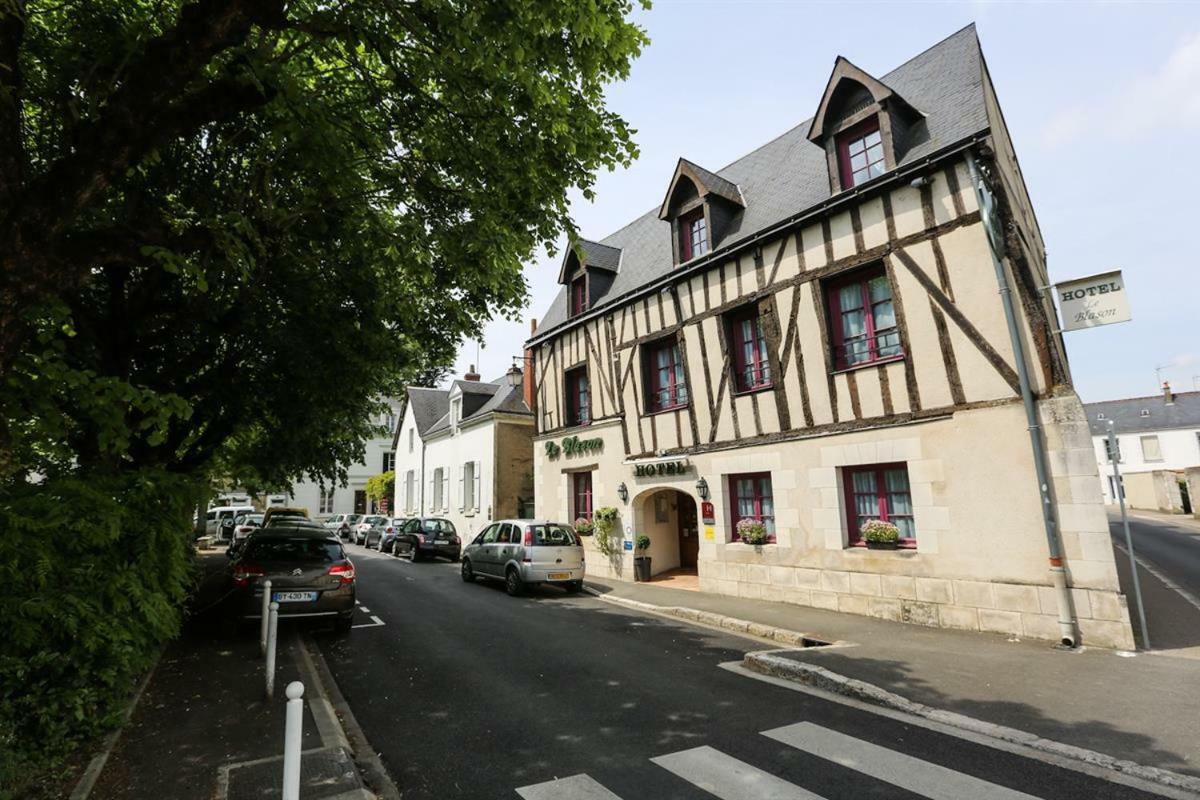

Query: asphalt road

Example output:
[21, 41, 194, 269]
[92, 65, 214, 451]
[1107, 511, 1200, 650]
[312, 543, 1166, 800]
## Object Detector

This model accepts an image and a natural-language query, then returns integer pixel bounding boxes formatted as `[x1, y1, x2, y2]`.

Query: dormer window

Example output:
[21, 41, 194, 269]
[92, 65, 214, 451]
[838, 118, 886, 188]
[658, 159, 744, 266]
[680, 208, 708, 262]
[807, 56, 922, 194]
[570, 275, 588, 316]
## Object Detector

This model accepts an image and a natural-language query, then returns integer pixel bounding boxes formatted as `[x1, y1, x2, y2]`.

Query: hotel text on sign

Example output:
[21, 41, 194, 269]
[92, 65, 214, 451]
[1055, 270, 1131, 332]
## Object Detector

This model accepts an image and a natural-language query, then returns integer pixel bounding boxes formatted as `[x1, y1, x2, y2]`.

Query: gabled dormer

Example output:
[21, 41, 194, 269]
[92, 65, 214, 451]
[558, 239, 621, 318]
[658, 159, 745, 266]
[807, 56, 923, 193]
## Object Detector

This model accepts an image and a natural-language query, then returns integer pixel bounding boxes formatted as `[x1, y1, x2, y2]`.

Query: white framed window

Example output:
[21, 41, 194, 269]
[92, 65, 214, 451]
[441, 469, 449, 511]
[382, 452, 395, 473]
[319, 487, 335, 514]
[432, 468, 444, 510]
[459, 461, 481, 513]
[405, 470, 416, 513]
[1140, 435, 1163, 462]
[450, 397, 462, 432]
[385, 412, 396, 433]
[408, 428, 415, 453]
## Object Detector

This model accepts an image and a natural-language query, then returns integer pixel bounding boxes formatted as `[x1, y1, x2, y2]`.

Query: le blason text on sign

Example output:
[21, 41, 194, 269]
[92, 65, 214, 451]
[1055, 270, 1131, 332]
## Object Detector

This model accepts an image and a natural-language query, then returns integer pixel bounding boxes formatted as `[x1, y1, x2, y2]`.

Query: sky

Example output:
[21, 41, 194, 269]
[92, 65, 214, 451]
[447, 1, 1200, 404]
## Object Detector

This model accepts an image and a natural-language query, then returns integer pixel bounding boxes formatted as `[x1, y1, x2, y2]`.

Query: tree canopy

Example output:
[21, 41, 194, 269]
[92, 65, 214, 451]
[0, 0, 647, 487]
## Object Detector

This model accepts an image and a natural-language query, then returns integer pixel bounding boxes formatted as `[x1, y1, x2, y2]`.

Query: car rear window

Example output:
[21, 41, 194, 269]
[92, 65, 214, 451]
[532, 525, 578, 546]
[246, 538, 343, 562]
[422, 519, 455, 535]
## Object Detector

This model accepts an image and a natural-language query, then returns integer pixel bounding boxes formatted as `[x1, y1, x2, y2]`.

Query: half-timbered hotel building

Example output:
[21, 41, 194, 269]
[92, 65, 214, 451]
[525, 26, 1134, 649]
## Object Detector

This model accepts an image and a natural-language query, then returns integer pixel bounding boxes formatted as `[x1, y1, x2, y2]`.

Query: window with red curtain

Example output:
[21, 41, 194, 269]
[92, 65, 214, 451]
[643, 336, 689, 412]
[844, 463, 916, 547]
[565, 366, 590, 426]
[726, 305, 772, 393]
[678, 208, 708, 262]
[570, 275, 588, 316]
[827, 266, 902, 370]
[573, 472, 593, 521]
[728, 472, 775, 543]
[837, 117, 886, 188]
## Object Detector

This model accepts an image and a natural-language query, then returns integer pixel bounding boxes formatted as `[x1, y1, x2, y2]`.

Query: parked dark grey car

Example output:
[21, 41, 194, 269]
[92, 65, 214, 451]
[228, 527, 356, 632]
[393, 517, 460, 561]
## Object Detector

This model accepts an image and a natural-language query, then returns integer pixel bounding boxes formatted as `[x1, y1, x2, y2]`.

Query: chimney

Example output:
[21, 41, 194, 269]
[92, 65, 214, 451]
[464, 364, 480, 382]
[1163, 381, 1174, 405]
[523, 319, 537, 414]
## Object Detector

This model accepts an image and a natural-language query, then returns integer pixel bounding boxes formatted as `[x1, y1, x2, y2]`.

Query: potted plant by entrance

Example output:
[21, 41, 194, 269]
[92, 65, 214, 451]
[862, 519, 900, 550]
[574, 517, 594, 537]
[736, 518, 769, 546]
[633, 534, 652, 581]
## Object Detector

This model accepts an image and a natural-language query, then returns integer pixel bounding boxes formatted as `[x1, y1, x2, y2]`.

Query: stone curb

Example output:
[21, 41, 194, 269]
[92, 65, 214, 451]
[69, 650, 164, 800]
[744, 650, 1200, 796]
[299, 634, 399, 800]
[584, 586, 835, 648]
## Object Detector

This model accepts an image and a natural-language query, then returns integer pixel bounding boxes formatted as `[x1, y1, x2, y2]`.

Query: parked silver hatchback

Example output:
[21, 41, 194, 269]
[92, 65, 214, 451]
[461, 520, 584, 596]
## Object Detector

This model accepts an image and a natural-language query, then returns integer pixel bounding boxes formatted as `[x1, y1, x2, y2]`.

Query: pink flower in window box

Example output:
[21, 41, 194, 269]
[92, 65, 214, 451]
[736, 518, 769, 545]
[861, 519, 900, 549]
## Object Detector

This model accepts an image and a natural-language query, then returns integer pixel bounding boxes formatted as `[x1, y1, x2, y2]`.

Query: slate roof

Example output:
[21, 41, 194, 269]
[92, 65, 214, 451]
[422, 380, 532, 438]
[407, 387, 451, 435]
[577, 240, 623, 272]
[532, 24, 989, 341]
[1084, 391, 1200, 437]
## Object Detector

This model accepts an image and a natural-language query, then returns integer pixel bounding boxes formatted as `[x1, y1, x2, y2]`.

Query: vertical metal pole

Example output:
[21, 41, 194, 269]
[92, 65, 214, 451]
[259, 579, 272, 657]
[265, 602, 279, 699]
[282, 681, 305, 800]
[966, 151, 1077, 647]
[1108, 423, 1151, 650]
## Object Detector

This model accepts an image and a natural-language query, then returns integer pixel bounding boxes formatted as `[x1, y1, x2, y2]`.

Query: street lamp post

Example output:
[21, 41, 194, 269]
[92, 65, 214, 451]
[1107, 422, 1150, 650]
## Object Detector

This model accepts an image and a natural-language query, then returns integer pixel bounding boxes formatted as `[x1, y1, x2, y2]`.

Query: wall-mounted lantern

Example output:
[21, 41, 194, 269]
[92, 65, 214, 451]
[617, 482, 629, 504]
[696, 477, 710, 501]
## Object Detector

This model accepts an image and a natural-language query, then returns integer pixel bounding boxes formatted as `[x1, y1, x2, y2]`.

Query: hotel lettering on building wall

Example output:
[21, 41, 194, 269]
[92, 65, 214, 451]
[525, 26, 1135, 649]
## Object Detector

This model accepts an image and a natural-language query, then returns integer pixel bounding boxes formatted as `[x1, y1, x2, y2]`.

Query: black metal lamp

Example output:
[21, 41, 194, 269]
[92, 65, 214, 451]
[617, 482, 629, 504]
[696, 477, 710, 500]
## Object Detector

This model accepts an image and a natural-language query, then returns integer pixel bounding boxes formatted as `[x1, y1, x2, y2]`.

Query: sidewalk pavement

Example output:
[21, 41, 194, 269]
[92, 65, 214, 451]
[79, 552, 378, 800]
[585, 575, 1200, 783]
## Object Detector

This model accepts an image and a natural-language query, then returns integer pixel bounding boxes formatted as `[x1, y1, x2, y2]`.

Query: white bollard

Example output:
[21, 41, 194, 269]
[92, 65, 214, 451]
[282, 681, 305, 800]
[265, 601, 279, 699]
[259, 579, 272, 656]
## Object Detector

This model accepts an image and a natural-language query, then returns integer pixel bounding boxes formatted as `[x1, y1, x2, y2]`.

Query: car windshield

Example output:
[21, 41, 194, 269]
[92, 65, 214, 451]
[245, 537, 343, 562]
[346, 515, 361, 523]
[391, 518, 405, 526]
[532, 525, 578, 546]
[242, 515, 263, 525]
[365, 516, 386, 524]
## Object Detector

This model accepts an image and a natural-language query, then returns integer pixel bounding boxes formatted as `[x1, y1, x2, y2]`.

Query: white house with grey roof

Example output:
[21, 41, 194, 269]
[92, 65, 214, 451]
[524, 24, 1134, 649]
[1085, 383, 1200, 512]
[393, 368, 535, 540]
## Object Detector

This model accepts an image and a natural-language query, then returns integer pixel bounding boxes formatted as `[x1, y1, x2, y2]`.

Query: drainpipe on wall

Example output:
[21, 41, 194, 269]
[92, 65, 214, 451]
[966, 150, 1077, 647]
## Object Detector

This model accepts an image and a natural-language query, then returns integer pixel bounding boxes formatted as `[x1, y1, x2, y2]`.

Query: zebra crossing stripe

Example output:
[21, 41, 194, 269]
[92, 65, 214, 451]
[762, 722, 1041, 800]
[651, 745, 828, 799]
[516, 773, 622, 800]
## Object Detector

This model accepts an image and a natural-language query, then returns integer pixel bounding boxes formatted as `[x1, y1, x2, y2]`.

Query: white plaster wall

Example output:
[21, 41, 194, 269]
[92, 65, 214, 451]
[420, 418, 496, 541]
[1092, 426, 1200, 504]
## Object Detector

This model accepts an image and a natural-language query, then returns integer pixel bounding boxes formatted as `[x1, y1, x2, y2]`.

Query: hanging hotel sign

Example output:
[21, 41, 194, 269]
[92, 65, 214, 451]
[545, 435, 603, 459]
[1054, 270, 1131, 332]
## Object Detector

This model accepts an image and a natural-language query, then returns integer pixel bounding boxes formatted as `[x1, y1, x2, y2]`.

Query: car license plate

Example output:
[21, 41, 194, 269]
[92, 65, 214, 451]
[273, 591, 317, 602]
[548, 572, 570, 580]
[434, 539, 448, 545]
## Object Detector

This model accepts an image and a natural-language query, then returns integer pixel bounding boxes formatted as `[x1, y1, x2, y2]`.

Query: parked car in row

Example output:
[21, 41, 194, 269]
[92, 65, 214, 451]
[461, 520, 583, 596]
[323, 513, 361, 540]
[232, 513, 264, 543]
[392, 517, 460, 562]
[353, 515, 388, 546]
[262, 506, 308, 526]
[205, 505, 255, 540]
[373, 518, 408, 552]
[227, 525, 356, 633]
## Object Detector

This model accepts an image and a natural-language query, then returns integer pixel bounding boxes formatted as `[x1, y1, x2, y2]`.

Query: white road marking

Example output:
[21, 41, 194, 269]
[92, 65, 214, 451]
[351, 615, 385, 630]
[1113, 541, 1200, 614]
[651, 745, 826, 799]
[516, 774, 622, 800]
[763, 722, 1040, 800]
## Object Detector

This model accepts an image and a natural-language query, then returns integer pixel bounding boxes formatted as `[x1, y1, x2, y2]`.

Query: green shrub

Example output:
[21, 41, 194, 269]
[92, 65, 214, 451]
[0, 470, 200, 797]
